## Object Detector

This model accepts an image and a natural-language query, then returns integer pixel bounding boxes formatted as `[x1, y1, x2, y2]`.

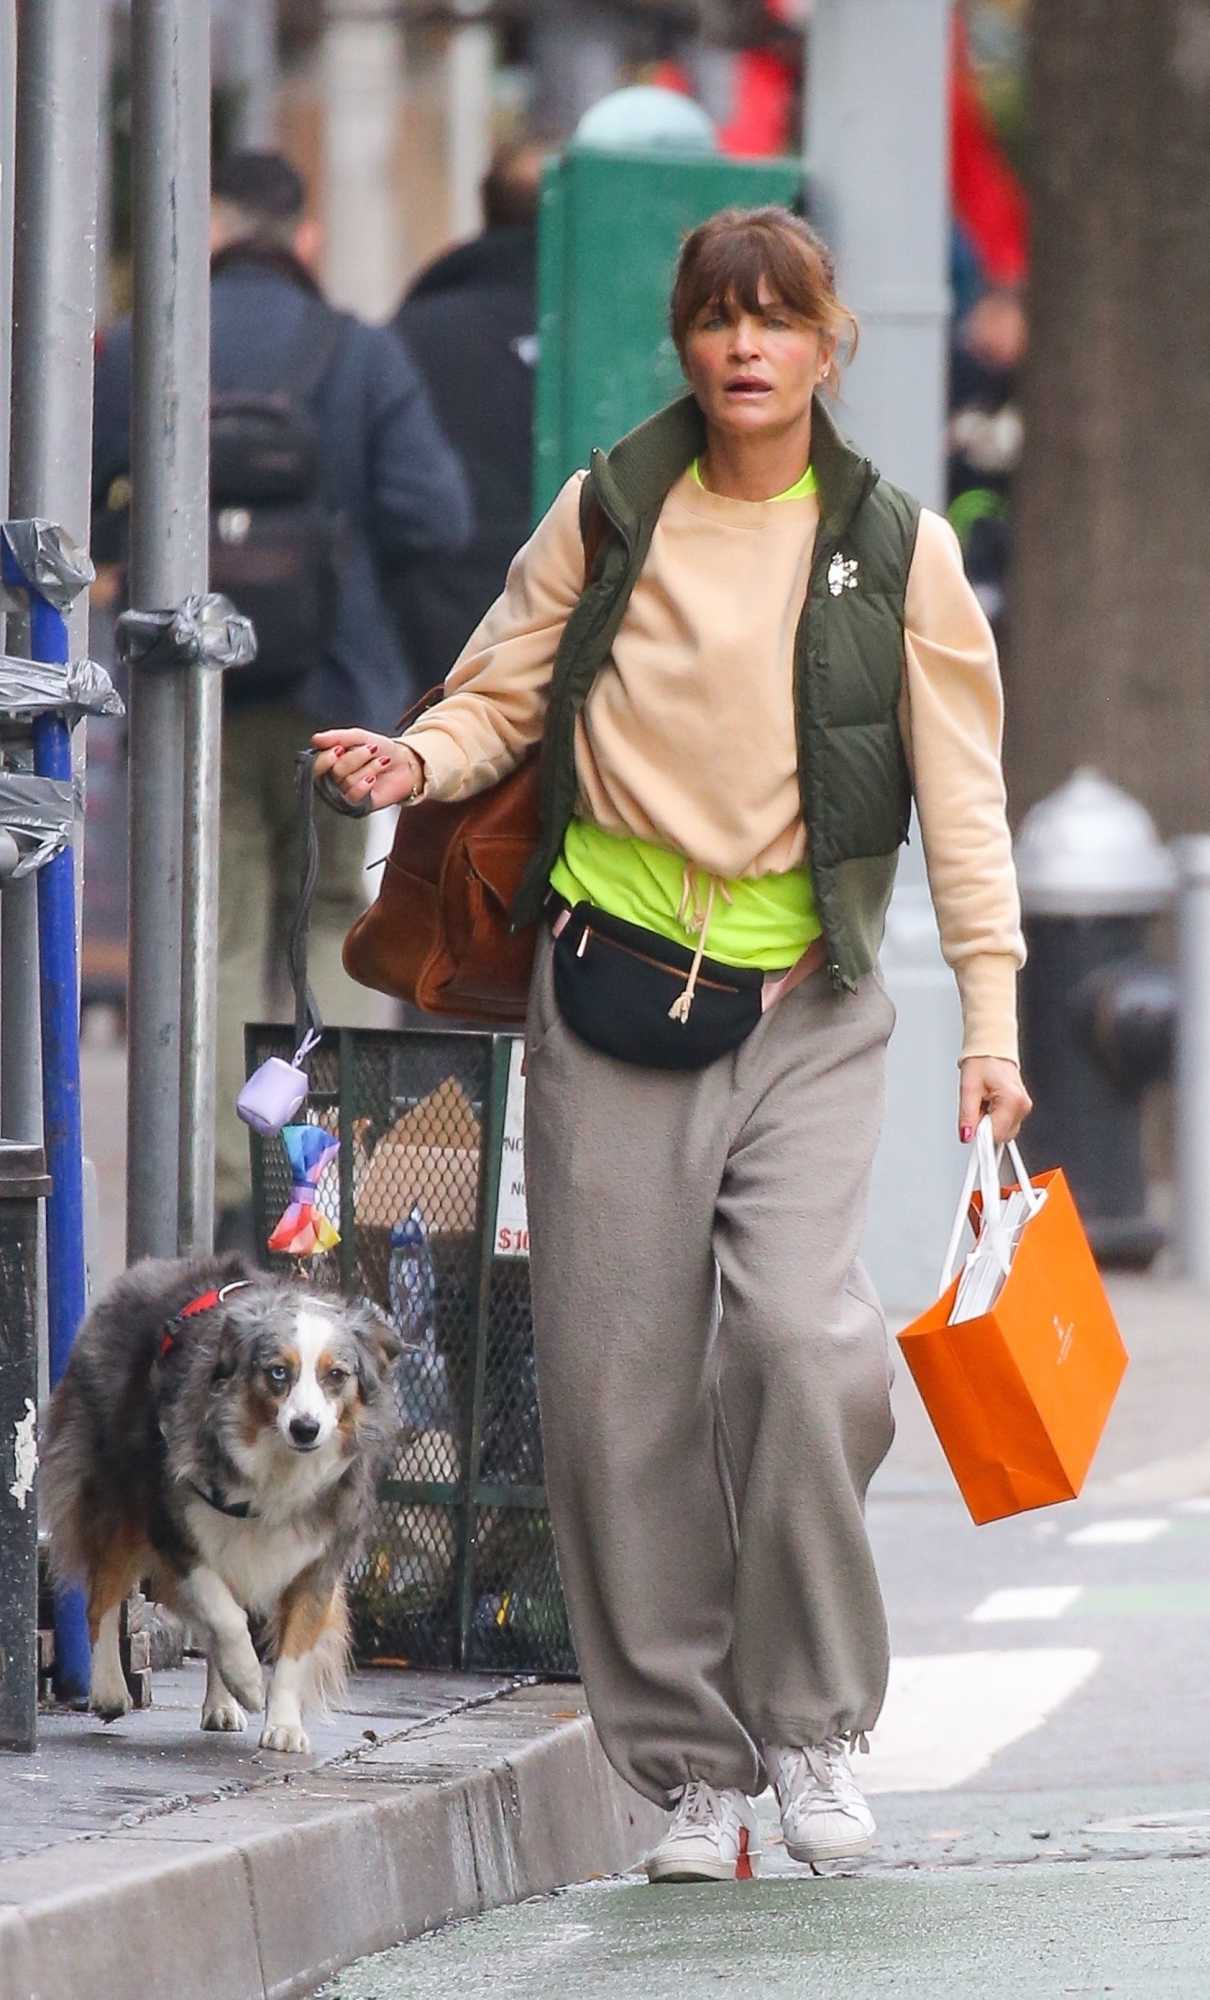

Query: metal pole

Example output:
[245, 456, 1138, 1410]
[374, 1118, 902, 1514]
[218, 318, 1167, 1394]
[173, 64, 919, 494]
[227, 0, 279, 152]
[127, 0, 214, 1260]
[529, 0, 622, 130]
[805, 0, 957, 1315]
[0, 0, 13, 495]
[0, 1141, 51, 1752]
[447, 0, 494, 243]
[0, 1, 32, 1151]
[1175, 837, 1210, 1287]
[6, 0, 101, 1150]
[805, 0, 950, 508]
[322, 0, 409, 320]
[8, 0, 101, 1702]
[96, 0, 115, 328]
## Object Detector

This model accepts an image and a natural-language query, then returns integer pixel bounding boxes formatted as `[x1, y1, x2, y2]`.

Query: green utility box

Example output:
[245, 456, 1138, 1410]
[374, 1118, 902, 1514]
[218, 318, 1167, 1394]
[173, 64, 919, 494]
[534, 147, 802, 513]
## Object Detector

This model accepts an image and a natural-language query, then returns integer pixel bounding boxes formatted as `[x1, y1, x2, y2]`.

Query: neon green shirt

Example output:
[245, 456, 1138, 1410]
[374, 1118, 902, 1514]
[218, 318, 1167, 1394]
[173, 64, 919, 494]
[548, 459, 822, 972]
[690, 458, 818, 502]
[550, 820, 822, 971]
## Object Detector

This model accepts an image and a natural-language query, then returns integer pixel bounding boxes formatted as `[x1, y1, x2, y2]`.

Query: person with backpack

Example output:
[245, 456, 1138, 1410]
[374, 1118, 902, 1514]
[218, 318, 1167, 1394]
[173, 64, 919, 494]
[315, 207, 1030, 1881]
[385, 136, 545, 701]
[92, 150, 473, 1247]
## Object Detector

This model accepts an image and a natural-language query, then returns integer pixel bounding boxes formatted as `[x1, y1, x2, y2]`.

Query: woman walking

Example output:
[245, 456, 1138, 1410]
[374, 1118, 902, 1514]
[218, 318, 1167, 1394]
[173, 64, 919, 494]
[315, 207, 1031, 1883]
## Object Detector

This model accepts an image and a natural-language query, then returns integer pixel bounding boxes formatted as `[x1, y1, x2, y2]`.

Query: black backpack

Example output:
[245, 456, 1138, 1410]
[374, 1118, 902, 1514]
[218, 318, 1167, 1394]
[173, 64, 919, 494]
[209, 309, 348, 708]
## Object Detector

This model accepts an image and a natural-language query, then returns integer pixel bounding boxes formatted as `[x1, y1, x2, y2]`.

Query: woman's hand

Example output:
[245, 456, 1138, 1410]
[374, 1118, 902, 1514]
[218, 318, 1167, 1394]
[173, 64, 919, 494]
[311, 728, 424, 811]
[958, 1058, 1033, 1146]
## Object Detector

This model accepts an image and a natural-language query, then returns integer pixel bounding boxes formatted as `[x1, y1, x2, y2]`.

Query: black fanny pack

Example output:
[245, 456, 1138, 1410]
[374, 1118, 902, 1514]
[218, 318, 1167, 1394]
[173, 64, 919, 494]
[548, 895, 766, 1071]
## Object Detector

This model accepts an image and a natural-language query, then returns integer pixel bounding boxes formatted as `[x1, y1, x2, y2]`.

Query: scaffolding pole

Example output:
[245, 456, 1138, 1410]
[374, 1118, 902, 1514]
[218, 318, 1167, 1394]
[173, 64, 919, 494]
[5, 0, 101, 1152]
[227, 0, 279, 152]
[0, 0, 30, 1158]
[126, 0, 215, 1260]
[805, 0, 958, 1315]
[447, 0, 494, 243]
[322, 0, 408, 321]
[0, 0, 13, 498]
[7, 0, 102, 1702]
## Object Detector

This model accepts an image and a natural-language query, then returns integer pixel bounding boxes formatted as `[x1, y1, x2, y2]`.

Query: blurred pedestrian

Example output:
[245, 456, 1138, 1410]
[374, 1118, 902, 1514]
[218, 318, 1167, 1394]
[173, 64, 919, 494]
[315, 207, 1030, 1882]
[385, 138, 545, 700]
[947, 259, 1028, 639]
[93, 150, 472, 1248]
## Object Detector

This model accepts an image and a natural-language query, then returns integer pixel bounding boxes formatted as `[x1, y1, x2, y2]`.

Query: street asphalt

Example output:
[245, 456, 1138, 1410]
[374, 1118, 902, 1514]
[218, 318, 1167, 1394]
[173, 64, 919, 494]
[319, 1276, 1210, 1999]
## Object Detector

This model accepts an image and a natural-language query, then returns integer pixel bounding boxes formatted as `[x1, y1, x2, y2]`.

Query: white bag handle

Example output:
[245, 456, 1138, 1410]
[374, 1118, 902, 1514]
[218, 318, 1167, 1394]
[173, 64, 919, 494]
[938, 1115, 1044, 1294]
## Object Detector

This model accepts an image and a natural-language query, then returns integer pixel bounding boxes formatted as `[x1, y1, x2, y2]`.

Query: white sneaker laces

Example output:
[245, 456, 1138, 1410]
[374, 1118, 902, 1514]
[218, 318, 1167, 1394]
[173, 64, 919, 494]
[673, 1780, 725, 1830]
[779, 1734, 868, 1807]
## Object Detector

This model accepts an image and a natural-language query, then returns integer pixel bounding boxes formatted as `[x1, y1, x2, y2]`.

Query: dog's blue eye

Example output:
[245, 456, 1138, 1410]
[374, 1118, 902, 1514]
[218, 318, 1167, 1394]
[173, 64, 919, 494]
[267, 1365, 289, 1388]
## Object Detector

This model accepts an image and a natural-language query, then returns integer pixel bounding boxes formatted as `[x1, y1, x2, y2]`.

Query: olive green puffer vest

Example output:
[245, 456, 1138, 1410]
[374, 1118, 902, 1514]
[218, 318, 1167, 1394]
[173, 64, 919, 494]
[511, 392, 921, 993]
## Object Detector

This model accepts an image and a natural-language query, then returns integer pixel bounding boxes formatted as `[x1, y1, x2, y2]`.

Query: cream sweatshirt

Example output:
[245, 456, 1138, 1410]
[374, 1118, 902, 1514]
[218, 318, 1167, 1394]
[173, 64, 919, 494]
[400, 468, 1025, 1064]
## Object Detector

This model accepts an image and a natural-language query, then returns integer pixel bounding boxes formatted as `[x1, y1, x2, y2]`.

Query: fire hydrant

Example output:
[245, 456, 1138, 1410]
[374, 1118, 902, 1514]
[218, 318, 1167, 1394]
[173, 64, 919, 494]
[1015, 768, 1176, 1265]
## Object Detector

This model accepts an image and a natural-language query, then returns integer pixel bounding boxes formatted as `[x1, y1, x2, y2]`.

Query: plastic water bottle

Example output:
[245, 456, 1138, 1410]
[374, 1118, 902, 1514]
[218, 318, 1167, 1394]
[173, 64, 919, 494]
[387, 1207, 449, 1428]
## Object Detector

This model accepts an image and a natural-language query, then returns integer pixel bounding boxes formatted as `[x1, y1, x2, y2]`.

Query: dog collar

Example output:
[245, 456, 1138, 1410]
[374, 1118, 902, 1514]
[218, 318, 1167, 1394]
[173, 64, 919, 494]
[160, 1279, 252, 1359]
[186, 1479, 256, 1521]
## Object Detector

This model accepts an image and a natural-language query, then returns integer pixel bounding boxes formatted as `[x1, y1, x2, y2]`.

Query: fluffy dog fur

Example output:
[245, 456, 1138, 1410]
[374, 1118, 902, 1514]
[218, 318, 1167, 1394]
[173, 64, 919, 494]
[42, 1253, 401, 1753]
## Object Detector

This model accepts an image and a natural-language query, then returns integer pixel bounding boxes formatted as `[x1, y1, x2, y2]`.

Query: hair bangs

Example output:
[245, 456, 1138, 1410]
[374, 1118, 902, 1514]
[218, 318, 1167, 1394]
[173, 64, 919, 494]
[684, 228, 821, 332]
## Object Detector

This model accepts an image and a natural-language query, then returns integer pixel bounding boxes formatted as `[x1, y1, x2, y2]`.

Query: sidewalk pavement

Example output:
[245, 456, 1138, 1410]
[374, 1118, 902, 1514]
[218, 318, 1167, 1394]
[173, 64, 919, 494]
[5, 1272, 1202, 2000]
[60, 1030, 1210, 2000]
[0, 1667, 665, 2000]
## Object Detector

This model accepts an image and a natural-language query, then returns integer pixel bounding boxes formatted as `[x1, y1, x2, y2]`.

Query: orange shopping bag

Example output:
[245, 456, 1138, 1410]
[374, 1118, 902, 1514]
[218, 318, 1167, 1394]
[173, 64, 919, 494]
[897, 1119, 1129, 1526]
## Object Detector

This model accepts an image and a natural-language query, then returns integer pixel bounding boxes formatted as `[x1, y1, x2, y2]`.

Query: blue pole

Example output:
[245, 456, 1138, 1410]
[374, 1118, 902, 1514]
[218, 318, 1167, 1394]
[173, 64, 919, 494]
[1, 543, 91, 1701]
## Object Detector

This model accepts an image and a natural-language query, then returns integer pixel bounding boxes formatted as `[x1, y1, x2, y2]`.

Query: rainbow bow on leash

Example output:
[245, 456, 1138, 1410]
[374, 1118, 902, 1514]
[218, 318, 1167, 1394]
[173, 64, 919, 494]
[267, 1124, 340, 1257]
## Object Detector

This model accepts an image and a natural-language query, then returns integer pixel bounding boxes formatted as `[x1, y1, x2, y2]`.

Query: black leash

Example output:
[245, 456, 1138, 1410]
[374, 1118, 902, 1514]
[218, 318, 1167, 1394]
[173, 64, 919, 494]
[290, 749, 325, 1058]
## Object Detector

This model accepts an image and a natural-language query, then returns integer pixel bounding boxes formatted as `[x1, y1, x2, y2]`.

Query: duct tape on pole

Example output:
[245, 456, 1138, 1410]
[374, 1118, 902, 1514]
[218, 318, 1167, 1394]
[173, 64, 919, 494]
[128, 0, 215, 1261]
[806, 0, 958, 1316]
[1175, 836, 1210, 1287]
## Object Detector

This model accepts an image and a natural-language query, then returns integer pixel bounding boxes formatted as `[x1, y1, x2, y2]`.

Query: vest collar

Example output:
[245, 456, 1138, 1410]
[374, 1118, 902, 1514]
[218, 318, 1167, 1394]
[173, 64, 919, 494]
[589, 391, 878, 546]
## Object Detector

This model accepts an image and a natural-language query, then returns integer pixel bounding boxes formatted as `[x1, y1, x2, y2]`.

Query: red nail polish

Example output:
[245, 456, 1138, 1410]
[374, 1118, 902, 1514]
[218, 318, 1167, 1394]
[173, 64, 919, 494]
[378, 756, 393, 767]
[960, 1125, 974, 1143]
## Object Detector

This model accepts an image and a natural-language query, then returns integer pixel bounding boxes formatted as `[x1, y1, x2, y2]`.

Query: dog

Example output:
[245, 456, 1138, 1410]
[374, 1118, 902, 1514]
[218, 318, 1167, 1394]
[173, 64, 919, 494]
[42, 1253, 401, 1754]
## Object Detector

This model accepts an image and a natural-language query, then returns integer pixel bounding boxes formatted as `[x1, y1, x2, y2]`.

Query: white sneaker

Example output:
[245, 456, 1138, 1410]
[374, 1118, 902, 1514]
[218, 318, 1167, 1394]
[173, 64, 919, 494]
[764, 1738, 876, 1863]
[645, 1781, 761, 1883]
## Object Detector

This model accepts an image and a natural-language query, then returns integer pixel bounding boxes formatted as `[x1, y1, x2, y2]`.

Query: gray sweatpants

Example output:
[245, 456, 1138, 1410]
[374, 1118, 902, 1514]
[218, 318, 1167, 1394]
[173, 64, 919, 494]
[522, 929, 898, 1808]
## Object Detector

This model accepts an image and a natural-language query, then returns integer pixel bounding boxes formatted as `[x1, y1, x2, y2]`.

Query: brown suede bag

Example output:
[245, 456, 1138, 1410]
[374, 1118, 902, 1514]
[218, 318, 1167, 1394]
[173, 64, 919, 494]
[340, 692, 541, 1023]
[340, 504, 604, 1023]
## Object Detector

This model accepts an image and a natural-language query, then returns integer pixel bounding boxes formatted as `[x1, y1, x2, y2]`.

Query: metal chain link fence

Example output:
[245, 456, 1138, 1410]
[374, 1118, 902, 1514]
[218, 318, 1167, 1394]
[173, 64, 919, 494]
[246, 1023, 575, 1677]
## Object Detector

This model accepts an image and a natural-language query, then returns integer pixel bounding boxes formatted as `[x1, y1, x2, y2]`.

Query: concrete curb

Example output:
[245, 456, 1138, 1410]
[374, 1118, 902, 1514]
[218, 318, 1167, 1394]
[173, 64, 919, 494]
[0, 1685, 666, 2000]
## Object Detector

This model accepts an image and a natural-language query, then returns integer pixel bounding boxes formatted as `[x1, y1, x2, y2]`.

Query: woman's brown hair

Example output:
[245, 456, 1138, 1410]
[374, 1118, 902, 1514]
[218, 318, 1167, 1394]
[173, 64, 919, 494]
[669, 205, 859, 393]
